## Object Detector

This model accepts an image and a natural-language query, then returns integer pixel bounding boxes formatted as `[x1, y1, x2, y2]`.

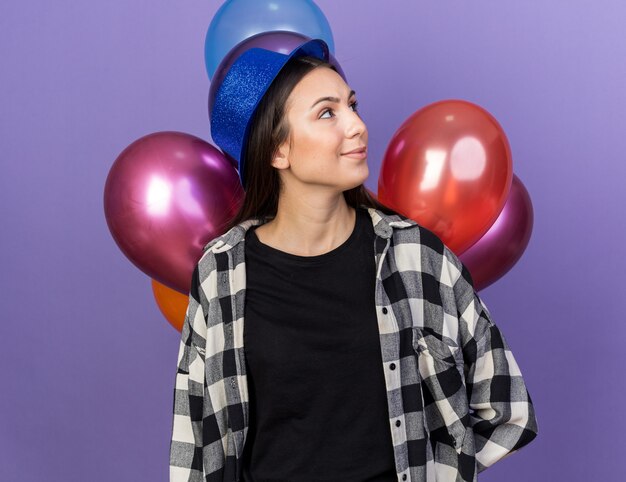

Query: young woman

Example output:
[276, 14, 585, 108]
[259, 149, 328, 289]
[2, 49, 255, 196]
[169, 39, 538, 482]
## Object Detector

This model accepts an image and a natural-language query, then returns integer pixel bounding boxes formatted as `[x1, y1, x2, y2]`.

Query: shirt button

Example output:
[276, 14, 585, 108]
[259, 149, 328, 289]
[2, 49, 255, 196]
[389, 363, 396, 370]
[382, 307, 388, 314]
[402, 475, 407, 481]
[395, 420, 401, 427]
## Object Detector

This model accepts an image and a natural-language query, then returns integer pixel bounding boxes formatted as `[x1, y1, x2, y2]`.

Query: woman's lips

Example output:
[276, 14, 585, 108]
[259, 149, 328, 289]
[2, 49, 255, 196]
[342, 147, 367, 158]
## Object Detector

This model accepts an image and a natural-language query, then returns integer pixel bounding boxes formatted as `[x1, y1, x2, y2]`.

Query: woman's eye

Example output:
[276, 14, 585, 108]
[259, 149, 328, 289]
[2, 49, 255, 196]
[320, 101, 359, 119]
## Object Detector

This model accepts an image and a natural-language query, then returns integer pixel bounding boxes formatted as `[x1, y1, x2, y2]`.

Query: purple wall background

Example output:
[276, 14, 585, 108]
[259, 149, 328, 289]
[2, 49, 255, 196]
[2, 1, 624, 480]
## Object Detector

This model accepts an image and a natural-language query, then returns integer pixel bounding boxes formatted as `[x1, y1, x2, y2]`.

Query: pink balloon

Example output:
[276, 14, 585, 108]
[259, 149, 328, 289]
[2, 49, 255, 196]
[208, 30, 347, 168]
[104, 131, 244, 294]
[459, 174, 533, 291]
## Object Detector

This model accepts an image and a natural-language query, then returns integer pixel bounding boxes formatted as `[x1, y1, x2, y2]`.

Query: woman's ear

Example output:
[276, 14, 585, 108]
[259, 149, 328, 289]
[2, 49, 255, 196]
[271, 142, 290, 170]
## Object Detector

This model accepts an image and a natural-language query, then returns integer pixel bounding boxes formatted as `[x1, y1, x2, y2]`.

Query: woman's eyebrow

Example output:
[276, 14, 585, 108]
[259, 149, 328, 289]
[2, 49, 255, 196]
[310, 89, 356, 110]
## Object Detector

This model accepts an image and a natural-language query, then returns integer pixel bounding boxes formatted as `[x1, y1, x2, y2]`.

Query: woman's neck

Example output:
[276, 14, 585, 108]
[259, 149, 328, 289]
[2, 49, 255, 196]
[254, 194, 356, 257]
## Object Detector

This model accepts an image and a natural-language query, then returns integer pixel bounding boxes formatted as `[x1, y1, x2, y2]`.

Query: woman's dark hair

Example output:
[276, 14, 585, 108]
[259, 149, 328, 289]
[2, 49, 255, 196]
[220, 55, 400, 233]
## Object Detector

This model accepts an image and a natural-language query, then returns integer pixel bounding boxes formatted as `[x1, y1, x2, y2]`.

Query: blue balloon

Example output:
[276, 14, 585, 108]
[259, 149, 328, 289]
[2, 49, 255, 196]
[204, 0, 335, 80]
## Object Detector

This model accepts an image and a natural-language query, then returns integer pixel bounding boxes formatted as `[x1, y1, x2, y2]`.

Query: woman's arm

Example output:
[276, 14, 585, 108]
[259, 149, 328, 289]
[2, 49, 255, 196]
[449, 250, 539, 473]
[169, 265, 223, 481]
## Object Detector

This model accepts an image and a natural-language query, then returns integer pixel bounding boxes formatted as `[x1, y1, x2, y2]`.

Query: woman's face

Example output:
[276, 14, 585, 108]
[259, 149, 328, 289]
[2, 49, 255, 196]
[273, 66, 369, 192]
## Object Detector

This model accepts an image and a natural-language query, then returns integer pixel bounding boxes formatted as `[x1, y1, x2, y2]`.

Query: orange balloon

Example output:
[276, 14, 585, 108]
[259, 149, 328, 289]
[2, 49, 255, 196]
[378, 99, 513, 255]
[151, 278, 189, 332]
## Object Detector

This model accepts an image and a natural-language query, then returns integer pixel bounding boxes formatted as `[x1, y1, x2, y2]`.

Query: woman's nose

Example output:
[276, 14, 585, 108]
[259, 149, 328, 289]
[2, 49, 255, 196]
[346, 110, 366, 137]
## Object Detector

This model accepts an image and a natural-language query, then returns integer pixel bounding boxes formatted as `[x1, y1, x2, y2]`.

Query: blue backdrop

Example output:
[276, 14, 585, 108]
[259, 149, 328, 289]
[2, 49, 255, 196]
[1, 1, 624, 480]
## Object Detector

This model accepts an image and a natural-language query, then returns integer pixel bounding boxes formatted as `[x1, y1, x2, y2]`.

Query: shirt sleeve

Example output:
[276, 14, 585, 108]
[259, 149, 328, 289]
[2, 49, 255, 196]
[169, 264, 213, 481]
[447, 248, 539, 473]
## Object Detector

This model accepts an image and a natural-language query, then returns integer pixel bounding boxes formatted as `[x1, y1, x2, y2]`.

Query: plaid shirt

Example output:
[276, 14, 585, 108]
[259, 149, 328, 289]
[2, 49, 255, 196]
[169, 206, 538, 482]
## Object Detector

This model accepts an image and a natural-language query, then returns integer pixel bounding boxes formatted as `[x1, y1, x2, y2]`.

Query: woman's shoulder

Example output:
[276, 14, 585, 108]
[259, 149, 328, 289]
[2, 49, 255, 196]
[202, 216, 267, 254]
[377, 209, 466, 282]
